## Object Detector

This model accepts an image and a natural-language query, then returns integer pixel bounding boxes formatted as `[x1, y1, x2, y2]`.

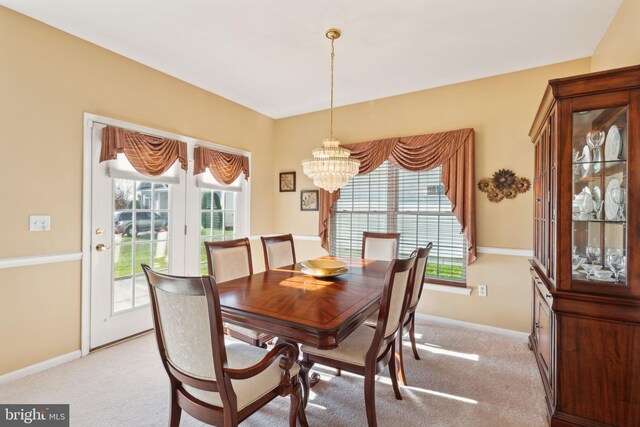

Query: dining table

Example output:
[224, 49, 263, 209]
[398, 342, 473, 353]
[216, 257, 390, 395]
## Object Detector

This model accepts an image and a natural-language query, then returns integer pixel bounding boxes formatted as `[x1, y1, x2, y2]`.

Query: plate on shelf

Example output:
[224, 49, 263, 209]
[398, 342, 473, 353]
[581, 145, 591, 176]
[604, 179, 620, 220]
[605, 125, 621, 161]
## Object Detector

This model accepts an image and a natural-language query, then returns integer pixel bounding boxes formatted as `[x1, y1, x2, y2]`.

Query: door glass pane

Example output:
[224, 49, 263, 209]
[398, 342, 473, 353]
[213, 212, 223, 235]
[224, 212, 235, 235]
[199, 189, 237, 273]
[112, 179, 172, 313]
[113, 278, 133, 312]
[224, 192, 235, 210]
[571, 107, 627, 286]
[135, 212, 152, 241]
[134, 275, 150, 307]
[114, 180, 134, 210]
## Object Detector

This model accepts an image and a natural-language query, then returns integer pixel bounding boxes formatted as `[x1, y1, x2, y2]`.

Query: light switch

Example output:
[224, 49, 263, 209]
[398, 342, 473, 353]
[29, 215, 51, 231]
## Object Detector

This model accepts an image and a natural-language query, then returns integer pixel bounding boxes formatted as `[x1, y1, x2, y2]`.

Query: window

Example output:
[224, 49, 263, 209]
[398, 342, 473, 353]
[332, 161, 466, 283]
[199, 190, 237, 274]
[113, 180, 170, 312]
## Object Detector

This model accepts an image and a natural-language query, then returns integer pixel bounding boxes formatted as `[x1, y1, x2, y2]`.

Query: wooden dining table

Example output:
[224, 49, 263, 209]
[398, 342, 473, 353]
[216, 257, 389, 350]
[217, 256, 390, 404]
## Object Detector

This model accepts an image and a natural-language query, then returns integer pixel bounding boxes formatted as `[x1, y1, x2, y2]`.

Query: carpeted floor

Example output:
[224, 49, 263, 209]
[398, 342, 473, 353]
[0, 317, 547, 426]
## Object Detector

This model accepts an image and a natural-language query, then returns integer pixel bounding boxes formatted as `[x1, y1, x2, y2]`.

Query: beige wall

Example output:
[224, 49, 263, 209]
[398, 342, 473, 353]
[273, 58, 591, 333]
[0, 2, 610, 376]
[592, 0, 640, 71]
[0, 7, 275, 375]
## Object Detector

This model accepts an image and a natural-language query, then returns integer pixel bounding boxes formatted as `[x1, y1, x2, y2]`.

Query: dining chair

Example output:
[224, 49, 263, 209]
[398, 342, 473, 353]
[361, 232, 400, 261]
[261, 234, 296, 270]
[142, 265, 307, 427]
[298, 254, 417, 427]
[205, 238, 274, 348]
[364, 244, 433, 385]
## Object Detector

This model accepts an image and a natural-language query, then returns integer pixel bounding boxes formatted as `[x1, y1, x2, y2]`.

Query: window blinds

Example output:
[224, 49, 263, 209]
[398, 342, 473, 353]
[331, 161, 466, 282]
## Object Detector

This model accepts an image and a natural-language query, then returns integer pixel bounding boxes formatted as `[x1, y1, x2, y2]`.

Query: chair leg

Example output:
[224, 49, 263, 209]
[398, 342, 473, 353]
[290, 380, 306, 427]
[169, 385, 182, 427]
[299, 360, 314, 409]
[364, 371, 378, 427]
[395, 335, 407, 386]
[409, 314, 420, 360]
[388, 343, 403, 400]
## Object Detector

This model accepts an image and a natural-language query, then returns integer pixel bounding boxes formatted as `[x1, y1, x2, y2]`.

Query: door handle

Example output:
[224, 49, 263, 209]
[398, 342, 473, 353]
[95, 243, 110, 252]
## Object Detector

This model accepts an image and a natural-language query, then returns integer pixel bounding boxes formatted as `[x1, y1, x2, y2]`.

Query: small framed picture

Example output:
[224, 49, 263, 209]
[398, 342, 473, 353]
[279, 172, 296, 192]
[300, 190, 319, 211]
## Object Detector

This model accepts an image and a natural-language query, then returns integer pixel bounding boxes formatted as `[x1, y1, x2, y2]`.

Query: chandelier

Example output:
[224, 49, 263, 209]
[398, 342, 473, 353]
[302, 29, 360, 193]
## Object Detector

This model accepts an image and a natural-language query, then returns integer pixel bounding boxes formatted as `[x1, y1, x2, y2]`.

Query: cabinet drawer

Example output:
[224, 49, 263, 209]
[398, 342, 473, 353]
[530, 268, 553, 306]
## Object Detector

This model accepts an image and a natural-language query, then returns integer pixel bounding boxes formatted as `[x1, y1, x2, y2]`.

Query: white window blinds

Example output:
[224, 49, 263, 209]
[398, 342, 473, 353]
[331, 161, 466, 282]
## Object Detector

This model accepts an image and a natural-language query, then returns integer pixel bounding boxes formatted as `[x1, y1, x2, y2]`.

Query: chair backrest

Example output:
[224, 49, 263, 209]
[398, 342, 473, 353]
[362, 232, 400, 261]
[408, 243, 433, 310]
[205, 238, 253, 283]
[142, 265, 232, 406]
[367, 253, 416, 361]
[261, 234, 296, 270]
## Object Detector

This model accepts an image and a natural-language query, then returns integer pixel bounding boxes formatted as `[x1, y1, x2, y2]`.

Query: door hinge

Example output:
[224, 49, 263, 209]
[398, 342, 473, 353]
[184, 225, 188, 235]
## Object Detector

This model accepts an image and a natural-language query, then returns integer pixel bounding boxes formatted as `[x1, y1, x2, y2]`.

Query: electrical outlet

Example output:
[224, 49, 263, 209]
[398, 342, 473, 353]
[478, 284, 487, 297]
[29, 215, 51, 231]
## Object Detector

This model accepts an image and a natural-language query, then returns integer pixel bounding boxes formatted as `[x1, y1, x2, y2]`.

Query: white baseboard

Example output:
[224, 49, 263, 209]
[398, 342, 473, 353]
[415, 313, 529, 341]
[0, 350, 81, 385]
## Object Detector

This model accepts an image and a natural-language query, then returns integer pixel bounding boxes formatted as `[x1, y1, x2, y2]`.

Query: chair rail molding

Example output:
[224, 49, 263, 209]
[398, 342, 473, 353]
[477, 246, 533, 257]
[0, 252, 82, 269]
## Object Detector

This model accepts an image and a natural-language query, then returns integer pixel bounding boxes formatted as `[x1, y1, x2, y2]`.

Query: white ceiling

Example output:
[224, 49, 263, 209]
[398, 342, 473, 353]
[1, 0, 621, 118]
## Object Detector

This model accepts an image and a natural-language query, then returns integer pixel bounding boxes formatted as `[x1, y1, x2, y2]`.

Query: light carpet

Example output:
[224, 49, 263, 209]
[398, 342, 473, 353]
[0, 317, 547, 426]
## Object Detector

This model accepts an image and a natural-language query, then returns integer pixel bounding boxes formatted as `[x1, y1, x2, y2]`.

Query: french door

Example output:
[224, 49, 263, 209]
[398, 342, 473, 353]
[86, 117, 250, 350]
[89, 123, 186, 349]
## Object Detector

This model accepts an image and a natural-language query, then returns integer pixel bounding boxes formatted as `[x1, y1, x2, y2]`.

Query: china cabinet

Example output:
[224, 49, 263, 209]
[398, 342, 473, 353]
[529, 66, 640, 427]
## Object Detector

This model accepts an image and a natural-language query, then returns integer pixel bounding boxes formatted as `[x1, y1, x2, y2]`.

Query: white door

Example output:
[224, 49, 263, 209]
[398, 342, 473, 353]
[89, 123, 186, 349]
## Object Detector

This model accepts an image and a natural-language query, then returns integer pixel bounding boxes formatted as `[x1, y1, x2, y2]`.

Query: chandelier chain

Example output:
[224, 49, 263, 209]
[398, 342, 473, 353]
[330, 37, 335, 140]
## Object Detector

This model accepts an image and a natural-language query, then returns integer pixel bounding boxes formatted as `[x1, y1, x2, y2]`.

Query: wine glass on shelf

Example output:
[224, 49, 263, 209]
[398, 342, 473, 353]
[585, 245, 601, 280]
[608, 253, 626, 284]
[586, 130, 605, 164]
[612, 187, 626, 220]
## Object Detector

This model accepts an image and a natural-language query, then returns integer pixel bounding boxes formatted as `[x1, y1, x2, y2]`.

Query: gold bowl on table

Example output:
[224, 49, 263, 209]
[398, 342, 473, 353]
[301, 259, 348, 277]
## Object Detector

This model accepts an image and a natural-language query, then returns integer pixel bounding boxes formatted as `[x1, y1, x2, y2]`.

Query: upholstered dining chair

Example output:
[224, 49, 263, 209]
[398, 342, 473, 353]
[364, 244, 432, 386]
[142, 265, 307, 427]
[362, 232, 400, 261]
[205, 239, 274, 348]
[299, 254, 417, 427]
[261, 234, 296, 270]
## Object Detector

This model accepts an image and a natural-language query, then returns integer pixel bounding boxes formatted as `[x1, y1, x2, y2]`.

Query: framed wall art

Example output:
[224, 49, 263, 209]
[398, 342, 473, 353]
[300, 190, 319, 211]
[279, 172, 296, 192]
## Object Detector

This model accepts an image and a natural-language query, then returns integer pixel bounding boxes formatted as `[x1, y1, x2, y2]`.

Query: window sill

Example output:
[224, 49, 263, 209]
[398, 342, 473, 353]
[422, 283, 472, 296]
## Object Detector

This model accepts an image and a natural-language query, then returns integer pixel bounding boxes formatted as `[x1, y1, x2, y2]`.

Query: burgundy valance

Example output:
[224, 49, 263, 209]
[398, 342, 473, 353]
[100, 126, 188, 176]
[319, 128, 477, 264]
[193, 146, 250, 185]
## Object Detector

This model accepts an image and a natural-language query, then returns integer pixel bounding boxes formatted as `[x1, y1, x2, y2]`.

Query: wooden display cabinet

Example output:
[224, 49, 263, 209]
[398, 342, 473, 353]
[529, 66, 640, 427]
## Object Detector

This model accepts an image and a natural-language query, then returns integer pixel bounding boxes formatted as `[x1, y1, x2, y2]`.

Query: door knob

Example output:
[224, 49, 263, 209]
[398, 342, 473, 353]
[95, 243, 110, 252]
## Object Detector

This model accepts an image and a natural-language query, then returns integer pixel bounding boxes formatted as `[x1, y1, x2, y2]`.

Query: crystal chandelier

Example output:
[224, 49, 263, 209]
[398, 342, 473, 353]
[302, 29, 360, 193]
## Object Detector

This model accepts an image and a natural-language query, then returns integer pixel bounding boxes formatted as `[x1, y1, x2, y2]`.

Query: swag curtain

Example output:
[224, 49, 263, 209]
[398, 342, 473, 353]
[100, 126, 188, 176]
[319, 128, 477, 264]
[193, 146, 250, 184]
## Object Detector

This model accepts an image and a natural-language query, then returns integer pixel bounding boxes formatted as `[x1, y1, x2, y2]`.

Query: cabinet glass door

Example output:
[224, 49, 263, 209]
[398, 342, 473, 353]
[572, 106, 628, 287]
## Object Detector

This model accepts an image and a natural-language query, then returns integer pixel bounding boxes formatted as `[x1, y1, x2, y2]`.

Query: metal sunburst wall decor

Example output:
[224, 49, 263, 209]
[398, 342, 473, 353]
[478, 169, 530, 203]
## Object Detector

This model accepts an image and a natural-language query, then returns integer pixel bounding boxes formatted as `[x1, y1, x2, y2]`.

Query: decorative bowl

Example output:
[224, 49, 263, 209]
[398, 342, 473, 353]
[301, 259, 348, 275]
